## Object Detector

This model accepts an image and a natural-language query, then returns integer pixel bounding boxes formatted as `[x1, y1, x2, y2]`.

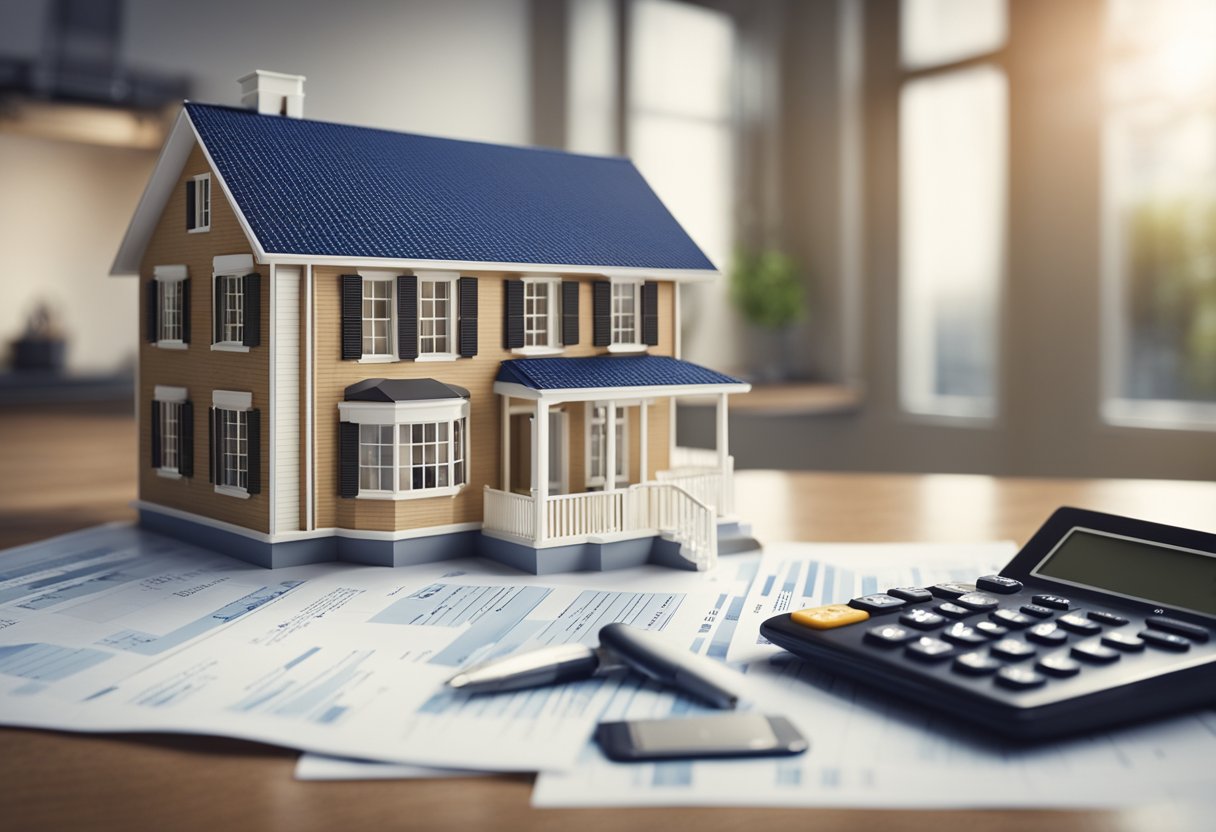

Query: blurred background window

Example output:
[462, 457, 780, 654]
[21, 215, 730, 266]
[1103, 0, 1216, 426]
[898, 0, 1008, 419]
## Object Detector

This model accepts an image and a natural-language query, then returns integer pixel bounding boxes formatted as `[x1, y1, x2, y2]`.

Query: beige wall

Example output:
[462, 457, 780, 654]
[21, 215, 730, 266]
[138, 144, 270, 533]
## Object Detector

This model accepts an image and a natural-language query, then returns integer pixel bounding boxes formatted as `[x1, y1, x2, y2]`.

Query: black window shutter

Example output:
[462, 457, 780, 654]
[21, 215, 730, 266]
[213, 277, 224, 343]
[458, 277, 478, 357]
[208, 407, 217, 483]
[592, 281, 611, 347]
[246, 409, 261, 494]
[241, 273, 261, 348]
[146, 280, 159, 343]
[181, 278, 191, 344]
[338, 421, 360, 498]
[503, 279, 524, 349]
[340, 274, 362, 360]
[642, 281, 660, 346]
[561, 281, 579, 346]
[397, 275, 418, 360]
[186, 179, 196, 230]
[179, 401, 194, 477]
[150, 400, 162, 468]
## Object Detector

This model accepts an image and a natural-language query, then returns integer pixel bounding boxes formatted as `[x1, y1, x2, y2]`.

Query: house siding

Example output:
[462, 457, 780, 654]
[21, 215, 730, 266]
[138, 143, 271, 534]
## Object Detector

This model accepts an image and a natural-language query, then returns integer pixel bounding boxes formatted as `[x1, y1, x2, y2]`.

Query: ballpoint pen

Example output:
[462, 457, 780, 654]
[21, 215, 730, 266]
[446, 622, 743, 709]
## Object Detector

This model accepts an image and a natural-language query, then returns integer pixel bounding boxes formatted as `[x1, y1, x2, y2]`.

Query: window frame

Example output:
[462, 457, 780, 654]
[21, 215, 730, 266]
[415, 271, 459, 361]
[515, 276, 564, 355]
[608, 278, 645, 353]
[188, 173, 211, 234]
[212, 390, 252, 499]
[585, 402, 628, 488]
[212, 271, 248, 352]
[339, 399, 471, 500]
[154, 385, 187, 479]
[359, 271, 397, 362]
[153, 264, 187, 349]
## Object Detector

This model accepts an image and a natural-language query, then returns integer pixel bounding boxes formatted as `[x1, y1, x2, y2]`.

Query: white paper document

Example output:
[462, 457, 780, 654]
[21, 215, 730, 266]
[533, 542, 1216, 808]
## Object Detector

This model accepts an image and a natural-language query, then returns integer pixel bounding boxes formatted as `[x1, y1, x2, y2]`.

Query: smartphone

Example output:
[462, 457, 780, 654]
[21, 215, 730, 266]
[594, 713, 808, 763]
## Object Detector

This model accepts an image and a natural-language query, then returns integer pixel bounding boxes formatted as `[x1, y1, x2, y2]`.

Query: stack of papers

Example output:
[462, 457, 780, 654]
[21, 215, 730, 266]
[2, 524, 1213, 809]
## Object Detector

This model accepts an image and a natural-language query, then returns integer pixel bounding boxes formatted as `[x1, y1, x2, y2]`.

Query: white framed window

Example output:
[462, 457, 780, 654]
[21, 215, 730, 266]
[610, 280, 643, 351]
[153, 264, 187, 348]
[216, 273, 244, 347]
[213, 390, 252, 498]
[189, 173, 211, 233]
[418, 274, 456, 358]
[523, 278, 561, 350]
[361, 275, 394, 359]
[586, 403, 628, 487]
[341, 398, 470, 499]
[153, 385, 187, 478]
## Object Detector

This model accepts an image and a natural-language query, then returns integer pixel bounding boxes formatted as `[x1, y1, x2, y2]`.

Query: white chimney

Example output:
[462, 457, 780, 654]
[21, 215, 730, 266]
[238, 70, 306, 118]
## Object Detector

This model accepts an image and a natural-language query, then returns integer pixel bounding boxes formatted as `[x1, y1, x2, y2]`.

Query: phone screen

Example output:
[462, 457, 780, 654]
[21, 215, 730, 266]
[628, 713, 779, 754]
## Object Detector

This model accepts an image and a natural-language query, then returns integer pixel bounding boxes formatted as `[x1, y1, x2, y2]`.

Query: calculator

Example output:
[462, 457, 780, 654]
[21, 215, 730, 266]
[759, 507, 1216, 740]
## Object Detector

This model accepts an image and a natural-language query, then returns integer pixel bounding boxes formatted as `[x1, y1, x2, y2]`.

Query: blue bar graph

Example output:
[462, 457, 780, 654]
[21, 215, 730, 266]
[707, 596, 745, 660]
[430, 586, 551, 666]
[802, 561, 819, 599]
[0, 643, 112, 681]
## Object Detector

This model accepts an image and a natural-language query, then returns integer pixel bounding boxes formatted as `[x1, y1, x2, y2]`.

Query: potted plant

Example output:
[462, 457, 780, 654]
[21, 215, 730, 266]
[729, 248, 805, 382]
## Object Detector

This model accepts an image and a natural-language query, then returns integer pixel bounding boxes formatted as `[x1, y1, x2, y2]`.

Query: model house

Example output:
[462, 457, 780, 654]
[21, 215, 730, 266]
[111, 70, 751, 574]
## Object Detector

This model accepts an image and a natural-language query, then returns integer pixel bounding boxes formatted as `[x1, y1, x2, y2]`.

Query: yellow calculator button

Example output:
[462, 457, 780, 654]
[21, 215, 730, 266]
[791, 604, 870, 630]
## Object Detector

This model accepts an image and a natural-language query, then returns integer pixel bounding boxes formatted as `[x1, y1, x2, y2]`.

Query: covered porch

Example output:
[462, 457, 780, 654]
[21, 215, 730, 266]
[482, 356, 750, 571]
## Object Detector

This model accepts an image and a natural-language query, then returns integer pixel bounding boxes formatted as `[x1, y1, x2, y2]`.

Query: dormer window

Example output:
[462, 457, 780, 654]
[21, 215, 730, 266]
[187, 173, 211, 233]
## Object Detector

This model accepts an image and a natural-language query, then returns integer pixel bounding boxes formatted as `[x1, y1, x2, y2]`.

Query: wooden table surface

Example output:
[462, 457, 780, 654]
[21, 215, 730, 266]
[1, 405, 1213, 831]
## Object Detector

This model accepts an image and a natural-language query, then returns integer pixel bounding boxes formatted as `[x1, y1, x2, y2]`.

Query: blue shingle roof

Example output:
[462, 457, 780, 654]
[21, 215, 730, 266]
[496, 356, 744, 390]
[185, 103, 714, 271]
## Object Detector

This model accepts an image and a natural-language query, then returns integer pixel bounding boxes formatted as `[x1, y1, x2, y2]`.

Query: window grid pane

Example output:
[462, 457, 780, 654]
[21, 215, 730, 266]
[611, 282, 638, 345]
[220, 408, 247, 489]
[159, 280, 182, 342]
[524, 281, 554, 347]
[160, 401, 179, 471]
[418, 279, 451, 355]
[221, 275, 244, 343]
[361, 279, 393, 356]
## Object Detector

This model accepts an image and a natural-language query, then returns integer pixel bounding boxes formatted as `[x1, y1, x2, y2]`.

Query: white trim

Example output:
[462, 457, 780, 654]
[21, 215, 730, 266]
[156, 469, 183, 480]
[154, 264, 188, 282]
[607, 342, 647, 354]
[305, 263, 314, 531]
[414, 353, 458, 363]
[268, 262, 276, 536]
[153, 385, 188, 403]
[135, 500, 482, 544]
[339, 399, 469, 424]
[214, 253, 255, 274]
[263, 254, 719, 283]
[155, 340, 188, 351]
[511, 345, 564, 357]
[494, 380, 751, 403]
[212, 389, 252, 410]
[211, 343, 250, 353]
[357, 484, 465, 501]
[215, 484, 251, 499]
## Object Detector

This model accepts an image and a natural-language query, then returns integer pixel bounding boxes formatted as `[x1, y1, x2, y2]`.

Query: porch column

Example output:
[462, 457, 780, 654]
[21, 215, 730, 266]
[535, 399, 549, 543]
[605, 400, 617, 492]
[716, 392, 729, 470]
[639, 400, 649, 482]
[501, 395, 510, 492]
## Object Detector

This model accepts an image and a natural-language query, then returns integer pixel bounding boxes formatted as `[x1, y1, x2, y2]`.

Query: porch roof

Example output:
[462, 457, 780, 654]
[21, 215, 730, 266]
[494, 355, 750, 401]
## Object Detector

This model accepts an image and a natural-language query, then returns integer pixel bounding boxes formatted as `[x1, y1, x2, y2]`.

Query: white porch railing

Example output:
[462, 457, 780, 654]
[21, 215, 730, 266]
[656, 455, 734, 517]
[482, 482, 718, 570]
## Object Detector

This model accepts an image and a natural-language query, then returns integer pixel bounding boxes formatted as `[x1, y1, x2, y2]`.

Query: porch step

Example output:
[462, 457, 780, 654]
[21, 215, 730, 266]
[716, 520, 762, 556]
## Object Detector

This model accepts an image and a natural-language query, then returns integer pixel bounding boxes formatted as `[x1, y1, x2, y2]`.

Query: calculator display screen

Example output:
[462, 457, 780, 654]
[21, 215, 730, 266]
[1034, 529, 1216, 616]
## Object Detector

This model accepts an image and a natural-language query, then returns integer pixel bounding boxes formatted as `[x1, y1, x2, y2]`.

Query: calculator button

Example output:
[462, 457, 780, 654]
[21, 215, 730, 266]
[1025, 622, 1068, 646]
[953, 651, 1003, 676]
[936, 602, 976, 620]
[887, 587, 934, 604]
[1100, 631, 1145, 652]
[1056, 613, 1101, 635]
[995, 666, 1046, 690]
[1139, 629, 1191, 652]
[905, 637, 955, 662]
[976, 575, 1022, 594]
[990, 609, 1034, 629]
[900, 608, 946, 631]
[1032, 594, 1071, 610]
[941, 623, 989, 646]
[1087, 611, 1129, 626]
[1070, 640, 1121, 664]
[1036, 653, 1081, 678]
[929, 583, 978, 600]
[865, 623, 916, 647]
[990, 638, 1037, 662]
[975, 620, 1009, 638]
[848, 593, 907, 615]
[954, 592, 1000, 612]
[1145, 616, 1210, 643]
[1020, 604, 1054, 619]
[791, 604, 870, 630]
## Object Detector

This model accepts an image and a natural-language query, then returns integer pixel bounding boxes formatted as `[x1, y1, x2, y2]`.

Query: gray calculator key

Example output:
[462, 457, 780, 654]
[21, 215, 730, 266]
[865, 623, 916, 647]
[905, 636, 955, 662]
[1020, 604, 1054, 619]
[991, 638, 1036, 661]
[1057, 613, 1101, 635]
[995, 666, 1046, 690]
[1036, 653, 1081, 678]
[953, 651, 1003, 676]
[1139, 629, 1191, 652]
[849, 593, 907, 615]
[1087, 611, 1128, 626]
[1025, 622, 1067, 646]
[936, 602, 975, 619]
[941, 623, 988, 646]
[929, 583, 977, 600]
[991, 609, 1034, 629]
[888, 587, 934, 604]
[1146, 616, 1210, 643]
[954, 592, 1000, 612]
[1032, 594, 1071, 610]
[1100, 631, 1145, 652]
[975, 620, 1009, 638]
[900, 608, 946, 630]
[976, 575, 1022, 594]
[1071, 640, 1120, 664]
